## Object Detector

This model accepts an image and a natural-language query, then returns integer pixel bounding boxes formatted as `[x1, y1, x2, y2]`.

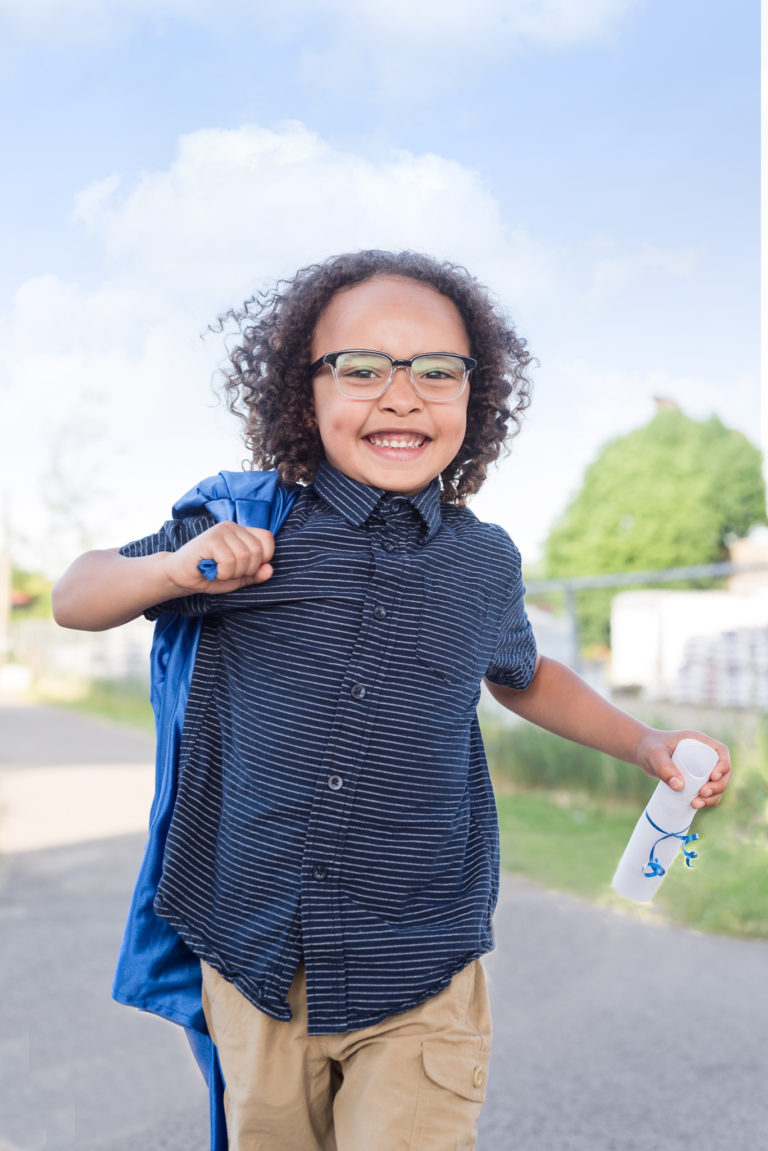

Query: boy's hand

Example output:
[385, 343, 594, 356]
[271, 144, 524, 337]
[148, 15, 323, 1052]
[636, 729, 732, 810]
[167, 522, 275, 595]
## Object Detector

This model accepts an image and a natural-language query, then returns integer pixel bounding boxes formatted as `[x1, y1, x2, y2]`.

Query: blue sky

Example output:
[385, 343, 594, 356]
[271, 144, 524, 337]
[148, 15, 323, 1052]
[0, 0, 760, 572]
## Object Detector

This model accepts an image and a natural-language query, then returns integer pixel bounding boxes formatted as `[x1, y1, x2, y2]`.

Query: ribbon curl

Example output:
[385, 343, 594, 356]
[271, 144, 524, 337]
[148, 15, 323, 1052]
[643, 811, 699, 878]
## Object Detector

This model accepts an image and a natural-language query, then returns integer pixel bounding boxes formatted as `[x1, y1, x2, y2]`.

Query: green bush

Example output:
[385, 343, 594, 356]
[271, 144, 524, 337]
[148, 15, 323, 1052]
[482, 718, 655, 805]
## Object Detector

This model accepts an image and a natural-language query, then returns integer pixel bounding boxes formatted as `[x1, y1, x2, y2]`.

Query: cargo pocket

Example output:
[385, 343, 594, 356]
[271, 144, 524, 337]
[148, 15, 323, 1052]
[411, 1040, 489, 1150]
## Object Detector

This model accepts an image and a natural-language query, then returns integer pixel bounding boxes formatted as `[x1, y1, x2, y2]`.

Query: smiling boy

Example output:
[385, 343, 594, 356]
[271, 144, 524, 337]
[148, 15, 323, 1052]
[53, 250, 731, 1151]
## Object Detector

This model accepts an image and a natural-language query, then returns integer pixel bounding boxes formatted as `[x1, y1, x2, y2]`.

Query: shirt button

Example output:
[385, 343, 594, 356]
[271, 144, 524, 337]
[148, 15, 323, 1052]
[373, 605, 387, 621]
[327, 774, 344, 791]
[312, 864, 329, 881]
[472, 1066, 485, 1089]
[381, 538, 396, 553]
[350, 683, 366, 700]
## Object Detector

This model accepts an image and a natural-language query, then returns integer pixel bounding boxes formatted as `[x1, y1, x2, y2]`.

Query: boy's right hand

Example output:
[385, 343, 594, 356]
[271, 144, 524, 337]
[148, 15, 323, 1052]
[167, 522, 276, 595]
[53, 522, 276, 632]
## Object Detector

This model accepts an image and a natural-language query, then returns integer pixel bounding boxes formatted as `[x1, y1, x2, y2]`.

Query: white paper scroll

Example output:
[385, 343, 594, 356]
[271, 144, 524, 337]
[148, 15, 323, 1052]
[611, 738, 719, 903]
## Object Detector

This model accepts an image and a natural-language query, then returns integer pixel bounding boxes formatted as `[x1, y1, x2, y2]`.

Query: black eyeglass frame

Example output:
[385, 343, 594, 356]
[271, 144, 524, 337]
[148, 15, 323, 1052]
[309, 349, 477, 402]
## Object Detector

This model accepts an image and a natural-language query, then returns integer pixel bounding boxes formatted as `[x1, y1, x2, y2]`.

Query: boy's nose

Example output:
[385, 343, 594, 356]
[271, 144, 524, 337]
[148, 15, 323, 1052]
[380, 366, 423, 412]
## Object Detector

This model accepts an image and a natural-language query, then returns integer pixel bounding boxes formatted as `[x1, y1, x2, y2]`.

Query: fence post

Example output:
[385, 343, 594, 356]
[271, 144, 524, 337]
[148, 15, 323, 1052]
[563, 583, 581, 673]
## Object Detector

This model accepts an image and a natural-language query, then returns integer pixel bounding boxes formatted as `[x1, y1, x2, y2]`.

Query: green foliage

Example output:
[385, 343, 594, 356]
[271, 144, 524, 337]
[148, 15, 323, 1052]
[483, 717, 655, 805]
[545, 409, 766, 645]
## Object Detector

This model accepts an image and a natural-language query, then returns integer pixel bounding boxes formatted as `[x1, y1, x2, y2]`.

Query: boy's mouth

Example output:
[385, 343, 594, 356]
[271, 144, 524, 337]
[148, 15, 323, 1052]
[365, 434, 428, 450]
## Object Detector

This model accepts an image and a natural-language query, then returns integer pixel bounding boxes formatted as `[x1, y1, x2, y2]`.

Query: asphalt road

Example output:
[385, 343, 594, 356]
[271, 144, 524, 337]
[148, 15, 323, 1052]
[1, 704, 766, 1150]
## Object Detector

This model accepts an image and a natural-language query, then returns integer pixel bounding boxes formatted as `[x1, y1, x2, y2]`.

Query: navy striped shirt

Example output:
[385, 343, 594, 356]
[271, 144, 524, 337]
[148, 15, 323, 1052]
[122, 462, 537, 1035]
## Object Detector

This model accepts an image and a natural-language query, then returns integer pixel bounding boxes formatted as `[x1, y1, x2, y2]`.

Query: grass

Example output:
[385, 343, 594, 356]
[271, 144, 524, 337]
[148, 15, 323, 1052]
[494, 787, 768, 939]
[489, 717, 768, 940]
[41, 678, 155, 733]
[495, 789, 637, 900]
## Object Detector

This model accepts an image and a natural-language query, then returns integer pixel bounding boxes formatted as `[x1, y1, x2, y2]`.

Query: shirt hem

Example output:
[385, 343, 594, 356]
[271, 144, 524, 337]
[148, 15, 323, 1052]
[306, 947, 493, 1036]
[153, 900, 295, 1023]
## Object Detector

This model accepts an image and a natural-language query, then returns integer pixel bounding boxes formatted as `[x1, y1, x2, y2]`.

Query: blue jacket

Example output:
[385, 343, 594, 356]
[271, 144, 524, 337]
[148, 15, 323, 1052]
[112, 470, 298, 1151]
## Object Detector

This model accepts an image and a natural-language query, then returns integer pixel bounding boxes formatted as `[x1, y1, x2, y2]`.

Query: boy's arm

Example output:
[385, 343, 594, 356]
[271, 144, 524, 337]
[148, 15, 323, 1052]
[485, 655, 731, 809]
[52, 522, 275, 632]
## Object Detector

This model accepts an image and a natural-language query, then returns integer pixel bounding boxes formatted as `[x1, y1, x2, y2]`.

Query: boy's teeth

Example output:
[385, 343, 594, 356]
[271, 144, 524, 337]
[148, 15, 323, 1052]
[368, 435, 425, 448]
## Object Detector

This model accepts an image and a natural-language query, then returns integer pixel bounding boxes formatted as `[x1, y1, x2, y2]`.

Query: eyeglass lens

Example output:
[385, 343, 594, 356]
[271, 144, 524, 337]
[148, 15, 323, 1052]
[333, 352, 467, 399]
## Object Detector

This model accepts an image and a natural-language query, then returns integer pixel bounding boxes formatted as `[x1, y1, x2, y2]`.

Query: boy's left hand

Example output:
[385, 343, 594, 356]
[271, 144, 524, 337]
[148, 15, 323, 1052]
[636, 730, 732, 809]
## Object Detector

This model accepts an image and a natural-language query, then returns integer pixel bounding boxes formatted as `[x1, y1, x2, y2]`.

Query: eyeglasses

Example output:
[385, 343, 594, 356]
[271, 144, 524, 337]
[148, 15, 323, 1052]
[310, 349, 476, 402]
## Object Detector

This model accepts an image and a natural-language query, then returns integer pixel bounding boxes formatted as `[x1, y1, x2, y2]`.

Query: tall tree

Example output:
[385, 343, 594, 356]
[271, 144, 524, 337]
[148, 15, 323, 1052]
[545, 406, 766, 647]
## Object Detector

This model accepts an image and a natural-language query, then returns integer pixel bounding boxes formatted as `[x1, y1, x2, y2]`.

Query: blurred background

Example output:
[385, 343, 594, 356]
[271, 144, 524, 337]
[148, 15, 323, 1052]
[0, 2, 765, 1145]
[0, 0, 764, 927]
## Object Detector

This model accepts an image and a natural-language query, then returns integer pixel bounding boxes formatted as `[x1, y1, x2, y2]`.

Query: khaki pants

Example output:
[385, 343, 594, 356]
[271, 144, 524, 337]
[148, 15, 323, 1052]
[200, 959, 492, 1151]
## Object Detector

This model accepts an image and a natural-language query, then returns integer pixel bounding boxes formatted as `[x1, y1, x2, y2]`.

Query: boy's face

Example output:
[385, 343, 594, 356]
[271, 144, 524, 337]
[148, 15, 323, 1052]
[311, 275, 471, 496]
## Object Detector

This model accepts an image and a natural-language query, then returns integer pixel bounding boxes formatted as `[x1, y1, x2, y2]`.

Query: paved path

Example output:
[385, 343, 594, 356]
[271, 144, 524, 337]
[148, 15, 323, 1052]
[1, 704, 766, 1149]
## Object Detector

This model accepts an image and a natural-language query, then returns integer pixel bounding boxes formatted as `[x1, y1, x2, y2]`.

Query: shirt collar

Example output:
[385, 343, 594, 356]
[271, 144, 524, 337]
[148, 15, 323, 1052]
[313, 461, 442, 541]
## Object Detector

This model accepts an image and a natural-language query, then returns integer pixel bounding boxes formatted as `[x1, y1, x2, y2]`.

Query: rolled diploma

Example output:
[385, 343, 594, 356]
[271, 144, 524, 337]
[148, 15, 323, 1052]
[611, 738, 719, 902]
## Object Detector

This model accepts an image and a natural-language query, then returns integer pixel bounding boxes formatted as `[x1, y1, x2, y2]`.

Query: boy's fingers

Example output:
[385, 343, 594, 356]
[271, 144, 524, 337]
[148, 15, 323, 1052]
[202, 563, 273, 592]
[649, 736, 733, 806]
[709, 748, 732, 781]
[661, 768, 685, 791]
[244, 527, 275, 563]
[200, 526, 274, 582]
[695, 766, 732, 804]
[170, 523, 277, 591]
[209, 550, 266, 583]
[647, 746, 684, 791]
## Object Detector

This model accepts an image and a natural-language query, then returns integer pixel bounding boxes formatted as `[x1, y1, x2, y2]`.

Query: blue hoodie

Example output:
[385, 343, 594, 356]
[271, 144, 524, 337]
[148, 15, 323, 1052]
[112, 470, 298, 1151]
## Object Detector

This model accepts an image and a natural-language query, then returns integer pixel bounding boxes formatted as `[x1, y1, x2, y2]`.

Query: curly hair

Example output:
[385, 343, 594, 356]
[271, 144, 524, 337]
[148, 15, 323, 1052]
[216, 250, 533, 505]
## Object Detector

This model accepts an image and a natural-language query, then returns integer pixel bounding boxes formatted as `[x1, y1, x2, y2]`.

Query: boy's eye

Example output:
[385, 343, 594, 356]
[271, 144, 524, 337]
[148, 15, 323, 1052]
[337, 353, 389, 380]
[345, 366, 381, 379]
[413, 356, 464, 382]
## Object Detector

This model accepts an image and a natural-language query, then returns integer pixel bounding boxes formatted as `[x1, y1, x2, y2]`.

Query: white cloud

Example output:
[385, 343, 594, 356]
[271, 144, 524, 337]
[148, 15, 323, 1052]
[0, 0, 641, 50]
[588, 240, 698, 300]
[314, 0, 640, 46]
[71, 122, 553, 311]
[2, 123, 554, 571]
[1, 120, 758, 574]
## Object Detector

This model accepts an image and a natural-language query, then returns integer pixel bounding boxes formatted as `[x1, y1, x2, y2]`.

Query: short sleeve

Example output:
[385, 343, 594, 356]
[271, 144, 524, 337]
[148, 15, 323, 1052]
[484, 539, 537, 690]
[120, 512, 217, 619]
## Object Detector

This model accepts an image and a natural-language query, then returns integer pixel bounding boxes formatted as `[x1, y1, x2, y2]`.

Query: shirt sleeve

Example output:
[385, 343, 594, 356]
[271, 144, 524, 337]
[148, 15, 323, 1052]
[119, 513, 218, 619]
[484, 537, 538, 690]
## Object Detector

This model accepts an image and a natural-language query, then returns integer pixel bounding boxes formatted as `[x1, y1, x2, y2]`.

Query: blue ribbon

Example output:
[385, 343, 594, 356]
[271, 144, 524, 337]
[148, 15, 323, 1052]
[197, 559, 218, 581]
[643, 811, 699, 878]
